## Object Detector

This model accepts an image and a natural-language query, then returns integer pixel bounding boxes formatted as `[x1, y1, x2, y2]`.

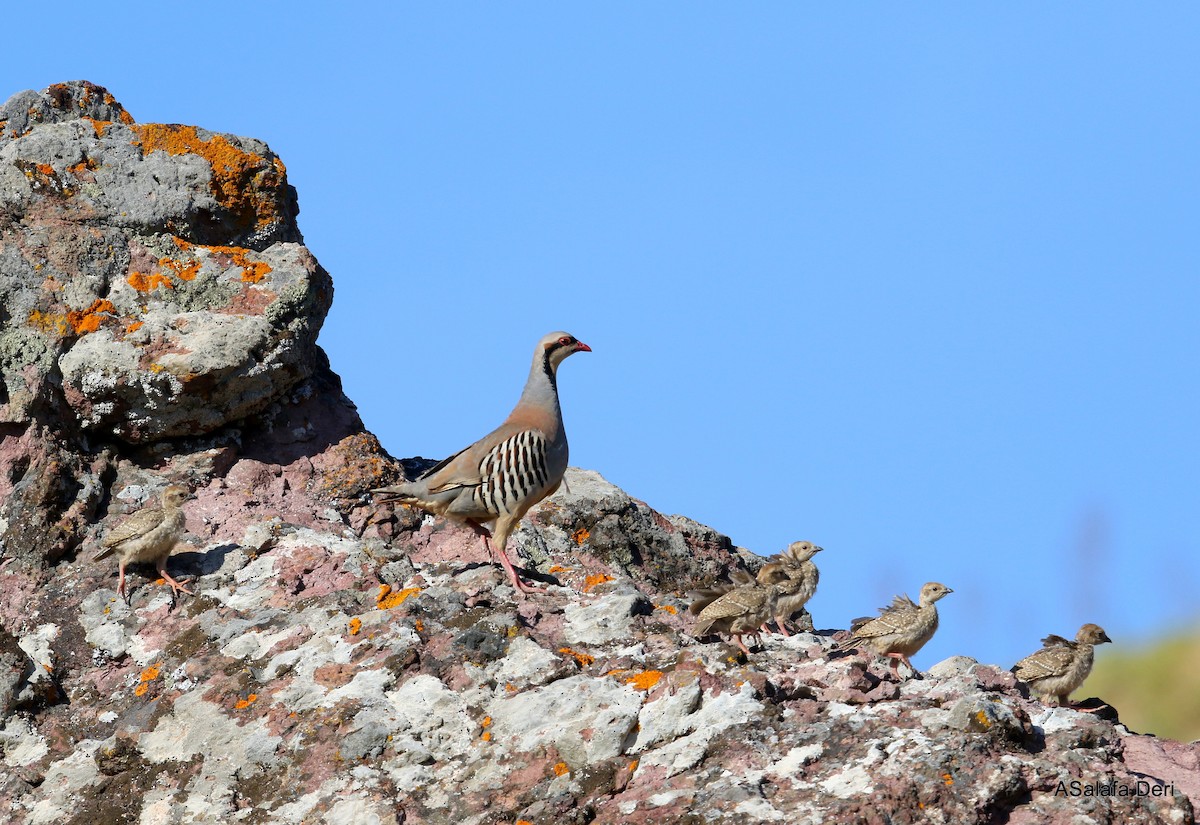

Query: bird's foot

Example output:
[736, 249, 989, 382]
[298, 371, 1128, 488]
[495, 551, 549, 596]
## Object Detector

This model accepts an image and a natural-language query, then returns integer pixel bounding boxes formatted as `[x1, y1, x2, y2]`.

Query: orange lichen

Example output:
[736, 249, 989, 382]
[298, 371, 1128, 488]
[27, 310, 69, 336]
[235, 693, 258, 709]
[624, 670, 664, 691]
[628, 760, 639, 774]
[66, 299, 115, 334]
[348, 617, 362, 636]
[547, 564, 568, 574]
[505, 683, 517, 693]
[414, 619, 425, 633]
[81, 117, 109, 137]
[480, 731, 492, 742]
[553, 762, 569, 777]
[130, 124, 284, 230]
[558, 647, 595, 668]
[655, 604, 679, 615]
[481, 716, 492, 728]
[159, 256, 201, 282]
[134, 663, 161, 696]
[571, 528, 590, 545]
[583, 573, 613, 592]
[168, 237, 271, 283]
[517, 821, 533, 825]
[376, 584, 420, 610]
[125, 321, 143, 333]
[943, 772, 954, 786]
[127, 270, 174, 292]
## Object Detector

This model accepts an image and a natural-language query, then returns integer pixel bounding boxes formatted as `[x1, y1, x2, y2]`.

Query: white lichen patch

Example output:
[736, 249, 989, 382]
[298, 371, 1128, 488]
[820, 763, 875, 799]
[637, 683, 763, 776]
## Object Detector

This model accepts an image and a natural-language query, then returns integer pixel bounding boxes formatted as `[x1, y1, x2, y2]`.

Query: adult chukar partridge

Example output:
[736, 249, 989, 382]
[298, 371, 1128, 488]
[837, 581, 952, 677]
[1012, 623, 1111, 708]
[372, 331, 591, 594]
[94, 485, 193, 605]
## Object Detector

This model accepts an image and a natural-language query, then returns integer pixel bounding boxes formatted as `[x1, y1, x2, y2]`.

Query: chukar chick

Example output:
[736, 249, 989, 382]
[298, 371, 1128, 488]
[838, 581, 953, 677]
[687, 569, 756, 617]
[372, 332, 590, 595]
[95, 485, 192, 605]
[772, 541, 823, 637]
[1012, 623, 1111, 708]
[692, 562, 787, 655]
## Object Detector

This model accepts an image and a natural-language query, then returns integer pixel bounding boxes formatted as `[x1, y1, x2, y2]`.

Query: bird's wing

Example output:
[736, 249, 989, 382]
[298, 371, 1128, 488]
[1014, 644, 1075, 680]
[696, 587, 766, 622]
[687, 585, 732, 616]
[99, 506, 164, 551]
[1039, 634, 1073, 647]
[852, 603, 918, 640]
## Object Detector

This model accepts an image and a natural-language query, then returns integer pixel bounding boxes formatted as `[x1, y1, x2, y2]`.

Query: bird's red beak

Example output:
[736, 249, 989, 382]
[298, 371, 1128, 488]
[575, 341, 592, 352]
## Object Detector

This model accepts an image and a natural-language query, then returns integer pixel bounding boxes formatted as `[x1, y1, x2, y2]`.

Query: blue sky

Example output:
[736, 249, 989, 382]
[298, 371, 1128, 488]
[4, 4, 1198, 671]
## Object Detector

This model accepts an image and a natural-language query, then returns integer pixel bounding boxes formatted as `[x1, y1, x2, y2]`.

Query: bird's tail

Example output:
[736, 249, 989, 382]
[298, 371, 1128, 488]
[370, 482, 423, 505]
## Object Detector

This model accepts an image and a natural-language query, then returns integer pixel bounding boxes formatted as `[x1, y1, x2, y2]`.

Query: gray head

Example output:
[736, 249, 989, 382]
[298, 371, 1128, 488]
[537, 331, 592, 373]
[919, 582, 953, 606]
[1077, 623, 1112, 645]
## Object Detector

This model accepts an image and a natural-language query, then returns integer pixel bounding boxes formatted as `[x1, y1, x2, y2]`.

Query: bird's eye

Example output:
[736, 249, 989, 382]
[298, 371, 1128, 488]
[559, 336, 572, 346]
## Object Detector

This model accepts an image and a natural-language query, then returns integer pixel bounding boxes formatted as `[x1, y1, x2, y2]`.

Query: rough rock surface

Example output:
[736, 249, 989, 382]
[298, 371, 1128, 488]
[0, 83, 1196, 825]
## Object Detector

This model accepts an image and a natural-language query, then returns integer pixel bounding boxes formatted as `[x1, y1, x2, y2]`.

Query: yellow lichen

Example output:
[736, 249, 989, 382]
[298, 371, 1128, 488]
[624, 670, 664, 691]
[27, 310, 68, 336]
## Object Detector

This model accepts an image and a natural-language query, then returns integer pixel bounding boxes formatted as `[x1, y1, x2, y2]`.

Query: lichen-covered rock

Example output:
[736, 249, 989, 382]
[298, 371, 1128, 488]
[0, 80, 327, 443]
[0, 81, 1195, 825]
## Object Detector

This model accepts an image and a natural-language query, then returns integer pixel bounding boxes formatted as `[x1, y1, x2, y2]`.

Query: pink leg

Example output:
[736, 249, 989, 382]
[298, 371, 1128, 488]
[776, 615, 792, 638]
[733, 634, 752, 656]
[495, 545, 547, 595]
[156, 557, 193, 599]
[117, 561, 129, 605]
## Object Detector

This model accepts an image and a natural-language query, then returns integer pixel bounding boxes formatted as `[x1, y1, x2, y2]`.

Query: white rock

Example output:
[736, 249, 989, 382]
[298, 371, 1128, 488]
[563, 590, 640, 646]
[487, 674, 643, 766]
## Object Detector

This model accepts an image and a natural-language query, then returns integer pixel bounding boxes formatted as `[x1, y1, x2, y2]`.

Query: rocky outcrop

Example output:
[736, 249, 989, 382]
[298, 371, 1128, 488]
[0, 83, 1196, 825]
